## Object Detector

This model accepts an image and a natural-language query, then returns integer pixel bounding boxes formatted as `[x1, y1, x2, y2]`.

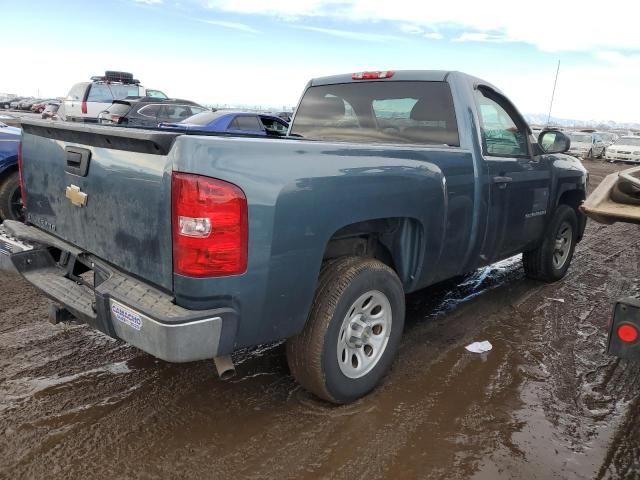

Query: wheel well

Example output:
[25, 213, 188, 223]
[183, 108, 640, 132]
[0, 165, 18, 182]
[322, 218, 422, 285]
[558, 188, 586, 240]
[558, 189, 585, 210]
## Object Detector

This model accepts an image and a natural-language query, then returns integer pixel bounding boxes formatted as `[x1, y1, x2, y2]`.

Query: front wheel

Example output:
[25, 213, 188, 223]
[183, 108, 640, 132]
[523, 205, 578, 282]
[287, 257, 405, 404]
[0, 171, 24, 222]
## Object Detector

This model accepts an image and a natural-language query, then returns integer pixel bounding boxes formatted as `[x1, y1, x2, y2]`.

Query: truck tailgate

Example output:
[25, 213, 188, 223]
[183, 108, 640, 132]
[20, 120, 179, 291]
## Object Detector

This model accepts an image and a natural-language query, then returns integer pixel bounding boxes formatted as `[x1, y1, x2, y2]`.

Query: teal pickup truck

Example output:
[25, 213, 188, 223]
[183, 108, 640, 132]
[0, 70, 588, 403]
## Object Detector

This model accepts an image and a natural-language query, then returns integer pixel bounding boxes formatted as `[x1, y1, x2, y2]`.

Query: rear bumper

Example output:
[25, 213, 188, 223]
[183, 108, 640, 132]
[0, 221, 237, 363]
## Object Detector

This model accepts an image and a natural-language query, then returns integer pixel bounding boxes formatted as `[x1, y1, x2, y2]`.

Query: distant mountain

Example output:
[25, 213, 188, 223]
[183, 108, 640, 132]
[525, 113, 640, 130]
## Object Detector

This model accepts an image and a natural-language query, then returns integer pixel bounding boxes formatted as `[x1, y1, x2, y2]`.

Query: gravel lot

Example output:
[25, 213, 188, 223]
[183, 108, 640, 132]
[0, 160, 638, 480]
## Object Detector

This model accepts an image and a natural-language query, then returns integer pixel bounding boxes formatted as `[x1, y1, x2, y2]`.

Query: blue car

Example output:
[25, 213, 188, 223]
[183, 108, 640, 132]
[0, 122, 22, 221]
[160, 110, 289, 136]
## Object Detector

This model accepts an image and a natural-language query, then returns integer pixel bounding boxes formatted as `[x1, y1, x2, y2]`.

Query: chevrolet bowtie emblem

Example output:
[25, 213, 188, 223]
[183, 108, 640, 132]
[65, 184, 88, 207]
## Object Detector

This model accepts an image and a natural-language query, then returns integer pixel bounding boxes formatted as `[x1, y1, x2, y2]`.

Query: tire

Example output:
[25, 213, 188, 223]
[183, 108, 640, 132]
[611, 179, 640, 206]
[0, 171, 24, 222]
[523, 205, 578, 282]
[287, 256, 405, 404]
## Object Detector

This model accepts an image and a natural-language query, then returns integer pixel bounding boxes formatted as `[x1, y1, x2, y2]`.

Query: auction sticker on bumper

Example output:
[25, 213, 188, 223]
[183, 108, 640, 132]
[111, 301, 143, 331]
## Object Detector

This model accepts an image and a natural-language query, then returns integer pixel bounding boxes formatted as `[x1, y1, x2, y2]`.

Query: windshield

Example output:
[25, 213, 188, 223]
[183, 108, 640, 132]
[291, 81, 460, 146]
[146, 89, 168, 99]
[599, 133, 615, 142]
[108, 84, 143, 100]
[568, 133, 592, 143]
[615, 137, 640, 147]
[179, 111, 225, 125]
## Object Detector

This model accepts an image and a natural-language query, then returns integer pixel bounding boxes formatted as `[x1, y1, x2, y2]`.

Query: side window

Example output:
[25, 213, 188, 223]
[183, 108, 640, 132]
[230, 115, 263, 132]
[87, 84, 113, 103]
[260, 117, 288, 134]
[67, 83, 87, 101]
[146, 89, 168, 99]
[161, 105, 194, 121]
[190, 106, 207, 115]
[475, 89, 529, 157]
[137, 104, 161, 118]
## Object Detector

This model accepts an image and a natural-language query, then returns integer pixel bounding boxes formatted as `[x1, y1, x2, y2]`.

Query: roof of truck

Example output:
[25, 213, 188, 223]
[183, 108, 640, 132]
[310, 70, 452, 86]
[309, 70, 500, 92]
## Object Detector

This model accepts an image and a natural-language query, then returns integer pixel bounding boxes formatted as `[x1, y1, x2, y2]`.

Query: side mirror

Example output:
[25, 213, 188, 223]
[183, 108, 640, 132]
[538, 130, 570, 154]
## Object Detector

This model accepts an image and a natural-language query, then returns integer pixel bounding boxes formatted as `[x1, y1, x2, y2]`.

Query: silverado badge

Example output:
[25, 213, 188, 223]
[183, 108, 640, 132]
[65, 185, 88, 207]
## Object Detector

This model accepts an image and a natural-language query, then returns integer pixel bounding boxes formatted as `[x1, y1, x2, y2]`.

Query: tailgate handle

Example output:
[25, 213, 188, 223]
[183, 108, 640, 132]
[65, 147, 91, 177]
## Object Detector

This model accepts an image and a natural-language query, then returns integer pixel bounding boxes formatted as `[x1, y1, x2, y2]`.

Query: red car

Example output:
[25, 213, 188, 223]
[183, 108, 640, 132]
[30, 99, 58, 113]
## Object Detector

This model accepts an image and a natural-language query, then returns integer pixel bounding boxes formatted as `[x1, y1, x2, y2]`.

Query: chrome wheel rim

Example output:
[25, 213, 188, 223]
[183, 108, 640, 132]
[553, 221, 572, 269]
[337, 290, 392, 379]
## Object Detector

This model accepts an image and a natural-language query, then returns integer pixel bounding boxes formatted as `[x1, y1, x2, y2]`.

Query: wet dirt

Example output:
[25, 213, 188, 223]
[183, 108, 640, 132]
[1, 161, 639, 479]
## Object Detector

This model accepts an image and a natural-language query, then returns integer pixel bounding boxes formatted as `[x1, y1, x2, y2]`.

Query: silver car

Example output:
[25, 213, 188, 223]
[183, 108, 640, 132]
[567, 132, 606, 159]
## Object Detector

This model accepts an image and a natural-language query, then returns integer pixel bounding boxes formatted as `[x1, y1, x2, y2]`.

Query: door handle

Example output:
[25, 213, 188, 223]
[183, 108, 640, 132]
[492, 176, 513, 184]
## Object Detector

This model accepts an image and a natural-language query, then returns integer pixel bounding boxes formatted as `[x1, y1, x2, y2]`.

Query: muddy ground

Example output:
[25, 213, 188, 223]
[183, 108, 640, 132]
[0, 160, 639, 480]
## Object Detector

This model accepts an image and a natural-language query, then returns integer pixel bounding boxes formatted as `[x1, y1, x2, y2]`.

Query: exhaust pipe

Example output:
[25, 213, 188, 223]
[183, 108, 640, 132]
[214, 355, 236, 380]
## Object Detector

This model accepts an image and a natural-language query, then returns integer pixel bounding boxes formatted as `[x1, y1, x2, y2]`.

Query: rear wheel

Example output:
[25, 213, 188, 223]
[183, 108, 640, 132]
[287, 257, 405, 404]
[0, 171, 24, 222]
[523, 205, 577, 282]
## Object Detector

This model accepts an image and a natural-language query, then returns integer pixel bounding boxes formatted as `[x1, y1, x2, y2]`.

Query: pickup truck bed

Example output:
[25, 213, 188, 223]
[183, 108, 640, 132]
[2, 70, 588, 403]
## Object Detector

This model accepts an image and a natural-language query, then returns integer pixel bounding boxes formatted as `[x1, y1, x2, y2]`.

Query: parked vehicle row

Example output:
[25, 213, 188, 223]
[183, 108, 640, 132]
[97, 97, 208, 128]
[567, 131, 606, 159]
[529, 128, 636, 163]
[59, 71, 167, 123]
[159, 110, 290, 135]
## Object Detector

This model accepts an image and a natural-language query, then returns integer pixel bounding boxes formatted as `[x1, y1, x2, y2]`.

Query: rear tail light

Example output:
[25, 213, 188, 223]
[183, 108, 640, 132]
[17, 141, 26, 209]
[617, 324, 639, 344]
[172, 172, 248, 277]
[81, 100, 87, 114]
[352, 71, 395, 80]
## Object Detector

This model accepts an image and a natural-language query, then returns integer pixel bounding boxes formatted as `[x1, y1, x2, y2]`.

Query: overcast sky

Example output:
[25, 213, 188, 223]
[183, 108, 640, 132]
[4, 0, 640, 122]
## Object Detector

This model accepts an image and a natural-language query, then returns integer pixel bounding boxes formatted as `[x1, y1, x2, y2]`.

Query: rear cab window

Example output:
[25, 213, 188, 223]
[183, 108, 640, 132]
[229, 115, 264, 132]
[290, 81, 460, 146]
